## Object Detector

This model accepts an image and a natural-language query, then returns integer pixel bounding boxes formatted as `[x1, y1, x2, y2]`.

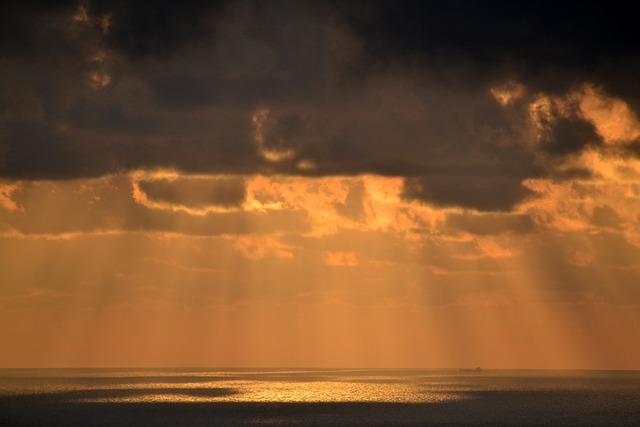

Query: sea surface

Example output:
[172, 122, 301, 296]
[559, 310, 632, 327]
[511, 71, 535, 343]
[0, 368, 638, 426]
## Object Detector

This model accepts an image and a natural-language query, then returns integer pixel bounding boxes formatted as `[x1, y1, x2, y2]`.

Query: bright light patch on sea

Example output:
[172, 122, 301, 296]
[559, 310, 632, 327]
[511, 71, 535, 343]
[75, 372, 467, 404]
[2, 369, 640, 426]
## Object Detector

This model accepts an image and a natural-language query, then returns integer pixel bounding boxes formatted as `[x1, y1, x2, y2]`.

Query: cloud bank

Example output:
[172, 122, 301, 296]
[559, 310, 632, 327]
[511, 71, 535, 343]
[2, 0, 639, 211]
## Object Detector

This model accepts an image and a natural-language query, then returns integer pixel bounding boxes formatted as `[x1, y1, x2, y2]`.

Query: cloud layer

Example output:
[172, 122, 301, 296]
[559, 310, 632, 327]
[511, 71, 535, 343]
[2, 1, 639, 210]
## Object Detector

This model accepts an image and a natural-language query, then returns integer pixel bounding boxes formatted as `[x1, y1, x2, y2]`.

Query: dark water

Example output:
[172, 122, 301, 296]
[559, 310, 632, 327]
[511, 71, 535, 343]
[1, 368, 638, 426]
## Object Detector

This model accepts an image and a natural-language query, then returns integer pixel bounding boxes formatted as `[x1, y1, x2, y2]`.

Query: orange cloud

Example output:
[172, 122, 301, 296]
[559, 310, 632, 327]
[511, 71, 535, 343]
[252, 108, 296, 162]
[0, 183, 22, 212]
[72, 4, 91, 26]
[233, 235, 294, 259]
[323, 251, 358, 267]
[244, 174, 442, 238]
[490, 81, 525, 106]
[575, 84, 640, 145]
[89, 71, 111, 89]
[527, 84, 640, 150]
[131, 172, 246, 215]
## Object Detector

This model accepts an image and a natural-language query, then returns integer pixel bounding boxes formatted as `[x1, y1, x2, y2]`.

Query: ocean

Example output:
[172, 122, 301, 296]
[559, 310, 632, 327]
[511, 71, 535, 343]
[1, 368, 638, 426]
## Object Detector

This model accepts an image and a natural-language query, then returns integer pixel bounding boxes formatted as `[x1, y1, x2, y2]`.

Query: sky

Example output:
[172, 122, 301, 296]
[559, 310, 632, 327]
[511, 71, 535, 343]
[1, 0, 640, 369]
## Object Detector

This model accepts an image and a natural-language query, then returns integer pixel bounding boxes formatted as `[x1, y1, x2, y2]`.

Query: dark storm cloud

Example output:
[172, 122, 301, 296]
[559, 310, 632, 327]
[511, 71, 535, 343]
[0, 117, 143, 179]
[0, 0, 333, 178]
[539, 116, 603, 156]
[89, 0, 230, 57]
[138, 177, 246, 209]
[340, 1, 640, 94]
[0, 1, 73, 56]
[1, 118, 259, 179]
[1, 0, 639, 212]
[261, 113, 306, 156]
[329, 0, 640, 210]
[403, 175, 533, 212]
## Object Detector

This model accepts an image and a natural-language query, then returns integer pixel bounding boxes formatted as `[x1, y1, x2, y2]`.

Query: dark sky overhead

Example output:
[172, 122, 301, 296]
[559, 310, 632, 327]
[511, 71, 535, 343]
[1, 0, 638, 210]
[1, 1, 640, 369]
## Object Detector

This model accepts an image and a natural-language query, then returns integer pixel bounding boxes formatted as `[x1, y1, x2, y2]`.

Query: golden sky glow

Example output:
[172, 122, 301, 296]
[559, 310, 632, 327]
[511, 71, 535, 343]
[1, 1, 640, 370]
[2, 112, 640, 368]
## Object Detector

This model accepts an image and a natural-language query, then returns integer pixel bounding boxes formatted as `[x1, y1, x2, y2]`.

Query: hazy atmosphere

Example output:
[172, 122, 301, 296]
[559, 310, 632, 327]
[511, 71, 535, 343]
[1, 0, 640, 369]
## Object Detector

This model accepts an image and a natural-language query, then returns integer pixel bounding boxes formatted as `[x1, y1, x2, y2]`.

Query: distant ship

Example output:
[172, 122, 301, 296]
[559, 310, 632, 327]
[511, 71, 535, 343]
[460, 367, 482, 372]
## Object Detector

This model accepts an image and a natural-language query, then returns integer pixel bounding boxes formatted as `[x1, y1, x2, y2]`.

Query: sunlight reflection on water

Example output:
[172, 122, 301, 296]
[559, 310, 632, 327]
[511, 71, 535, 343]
[0, 370, 470, 404]
[2, 369, 639, 426]
[2, 368, 638, 406]
[76, 377, 467, 404]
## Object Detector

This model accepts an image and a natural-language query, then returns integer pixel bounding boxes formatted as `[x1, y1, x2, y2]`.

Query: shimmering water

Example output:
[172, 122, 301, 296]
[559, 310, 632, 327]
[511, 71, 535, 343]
[1, 368, 639, 426]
